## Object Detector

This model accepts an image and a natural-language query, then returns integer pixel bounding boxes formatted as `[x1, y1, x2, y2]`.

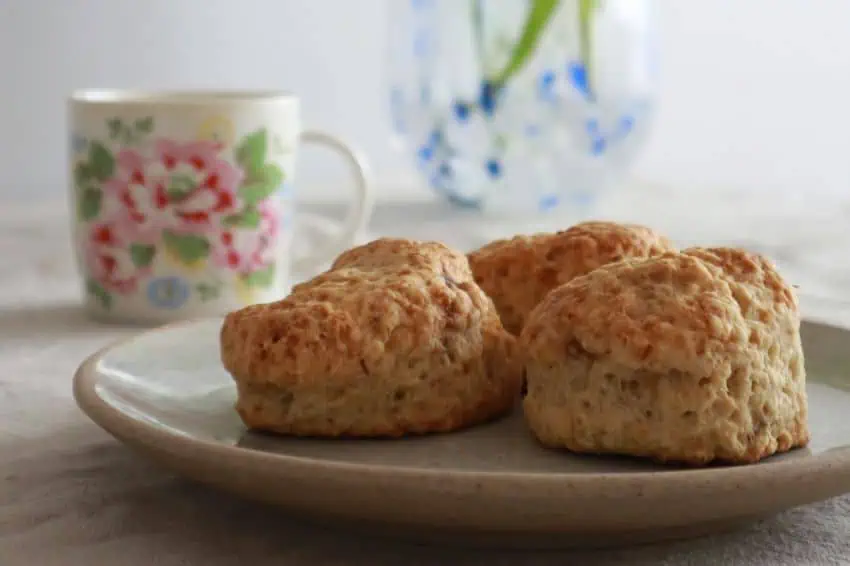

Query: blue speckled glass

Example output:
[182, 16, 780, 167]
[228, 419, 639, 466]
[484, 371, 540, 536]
[388, 0, 659, 215]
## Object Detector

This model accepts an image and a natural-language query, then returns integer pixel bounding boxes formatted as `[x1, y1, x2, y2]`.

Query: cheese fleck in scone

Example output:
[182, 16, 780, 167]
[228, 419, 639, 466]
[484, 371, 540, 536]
[468, 221, 674, 334]
[220, 238, 520, 438]
[520, 247, 809, 465]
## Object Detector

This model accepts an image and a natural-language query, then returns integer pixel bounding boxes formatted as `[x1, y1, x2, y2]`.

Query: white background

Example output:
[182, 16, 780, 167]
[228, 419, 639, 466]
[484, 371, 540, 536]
[1, 0, 848, 201]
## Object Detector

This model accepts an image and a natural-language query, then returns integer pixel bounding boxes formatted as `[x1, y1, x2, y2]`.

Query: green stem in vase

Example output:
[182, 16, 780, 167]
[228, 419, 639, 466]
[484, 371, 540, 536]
[471, 0, 485, 68]
[453, 0, 560, 117]
[491, 0, 561, 89]
[578, 0, 599, 100]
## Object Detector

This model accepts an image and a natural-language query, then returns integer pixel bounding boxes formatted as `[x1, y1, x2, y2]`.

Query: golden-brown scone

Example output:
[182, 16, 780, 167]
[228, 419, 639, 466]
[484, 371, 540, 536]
[220, 238, 520, 438]
[520, 247, 809, 466]
[468, 221, 675, 334]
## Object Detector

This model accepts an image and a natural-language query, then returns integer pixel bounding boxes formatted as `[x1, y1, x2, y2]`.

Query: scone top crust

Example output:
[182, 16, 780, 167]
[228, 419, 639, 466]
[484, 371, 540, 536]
[220, 237, 520, 436]
[330, 238, 471, 279]
[221, 238, 510, 388]
[520, 246, 806, 464]
[522, 247, 799, 379]
[468, 221, 675, 334]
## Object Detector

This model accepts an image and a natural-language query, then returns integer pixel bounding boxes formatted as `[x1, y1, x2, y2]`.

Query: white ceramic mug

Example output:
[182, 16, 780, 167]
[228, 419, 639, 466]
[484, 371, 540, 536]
[68, 90, 374, 324]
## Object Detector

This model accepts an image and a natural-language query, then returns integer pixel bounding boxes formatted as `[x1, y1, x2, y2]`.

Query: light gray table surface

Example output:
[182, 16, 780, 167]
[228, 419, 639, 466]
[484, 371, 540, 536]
[2, 185, 850, 566]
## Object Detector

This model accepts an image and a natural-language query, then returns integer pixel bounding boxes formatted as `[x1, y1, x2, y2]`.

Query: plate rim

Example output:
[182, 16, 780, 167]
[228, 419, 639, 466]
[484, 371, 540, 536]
[73, 317, 850, 493]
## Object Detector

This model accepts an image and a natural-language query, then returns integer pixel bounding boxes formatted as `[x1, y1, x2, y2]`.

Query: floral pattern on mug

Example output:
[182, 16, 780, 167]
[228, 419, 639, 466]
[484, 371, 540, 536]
[196, 115, 236, 146]
[83, 221, 153, 307]
[212, 199, 278, 279]
[73, 117, 286, 310]
[146, 276, 192, 310]
[102, 140, 243, 244]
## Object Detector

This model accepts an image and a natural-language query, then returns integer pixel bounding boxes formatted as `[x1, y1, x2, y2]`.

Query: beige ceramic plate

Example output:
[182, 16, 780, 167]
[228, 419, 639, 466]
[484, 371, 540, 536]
[73, 318, 850, 548]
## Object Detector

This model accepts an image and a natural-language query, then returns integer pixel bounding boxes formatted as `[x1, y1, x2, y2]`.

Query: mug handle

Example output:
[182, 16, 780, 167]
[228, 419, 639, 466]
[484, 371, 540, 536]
[290, 129, 375, 275]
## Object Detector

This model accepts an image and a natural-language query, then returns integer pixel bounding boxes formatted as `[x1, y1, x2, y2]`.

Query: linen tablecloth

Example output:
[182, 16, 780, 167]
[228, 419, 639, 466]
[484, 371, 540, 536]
[2, 185, 850, 566]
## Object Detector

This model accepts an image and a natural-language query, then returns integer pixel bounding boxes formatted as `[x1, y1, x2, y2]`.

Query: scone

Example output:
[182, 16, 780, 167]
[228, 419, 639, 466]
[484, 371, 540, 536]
[220, 238, 520, 437]
[468, 221, 674, 334]
[521, 247, 809, 465]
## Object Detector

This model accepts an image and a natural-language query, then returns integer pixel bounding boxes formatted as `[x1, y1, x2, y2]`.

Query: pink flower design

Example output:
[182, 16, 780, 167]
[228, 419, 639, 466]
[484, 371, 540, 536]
[84, 222, 150, 294]
[212, 200, 279, 275]
[102, 149, 171, 243]
[102, 140, 243, 244]
[154, 140, 243, 229]
[87, 129, 285, 293]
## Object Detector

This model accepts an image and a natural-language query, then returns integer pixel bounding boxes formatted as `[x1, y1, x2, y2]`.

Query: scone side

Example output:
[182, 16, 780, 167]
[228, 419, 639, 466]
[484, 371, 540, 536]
[520, 249, 809, 466]
[234, 342, 517, 438]
[522, 347, 810, 466]
[221, 238, 521, 437]
[229, 296, 520, 438]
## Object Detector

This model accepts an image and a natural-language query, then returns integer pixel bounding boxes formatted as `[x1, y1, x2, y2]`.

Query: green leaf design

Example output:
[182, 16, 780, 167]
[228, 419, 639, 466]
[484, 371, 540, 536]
[163, 230, 210, 264]
[73, 163, 92, 188]
[471, 0, 486, 69]
[129, 244, 156, 268]
[77, 186, 102, 221]
[492, 0, 561, 87]
[196, 281, 222, 302]
[134, 116, 154, 133]
[578, 0, 598, 99]
[235, 129, 268, 177]
[88, 142, 115, 181]
[223, 207, 262, 228]
[86, 279, 112, 310]
[107, 118, 123, 140]
[242, 264, 276, 288]
[239, 163, 284, 206]
[166, 173, 197, 201]
[121, 129, 135, 146]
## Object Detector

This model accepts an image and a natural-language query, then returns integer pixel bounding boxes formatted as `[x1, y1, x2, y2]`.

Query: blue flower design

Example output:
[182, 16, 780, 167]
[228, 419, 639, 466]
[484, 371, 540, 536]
[478, 81, 498, 115]
[585, 118, 606, 155]
[453, 102, 471, 122]
[539, 194, 560, 211]
[584, 113, 638, 156]
[567, 61, 590, 99]
[426, 158, 480, 209]
[446, 192, 482, 209]
[537, 69, 557, 101]
[591, 138, 607, 156]
[427, 169, 446, 192]
[485, 158, 501, 178]
[417, 144, 434, 164]
[417, 129, 443, 167]
[147, 276, 190, 310]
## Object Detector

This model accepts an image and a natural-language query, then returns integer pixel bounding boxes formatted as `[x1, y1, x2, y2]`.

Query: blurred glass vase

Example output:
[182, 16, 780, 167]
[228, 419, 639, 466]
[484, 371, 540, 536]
[388, 0, 658, 216]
